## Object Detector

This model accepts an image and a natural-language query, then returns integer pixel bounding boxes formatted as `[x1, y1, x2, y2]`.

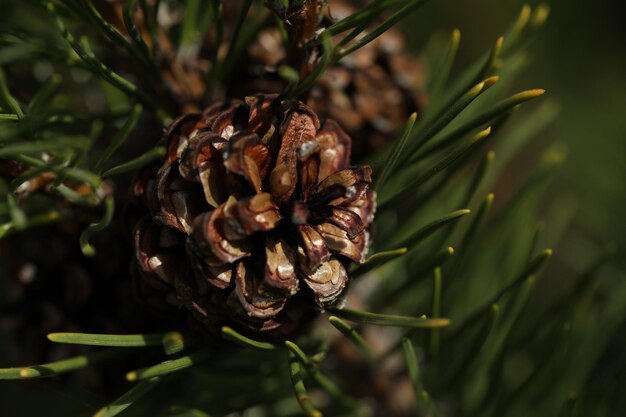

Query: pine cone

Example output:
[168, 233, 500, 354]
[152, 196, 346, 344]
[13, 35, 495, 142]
[133, 94, 376, 336]
[233, 0, 427, 160]
[309, 34, 427, 160]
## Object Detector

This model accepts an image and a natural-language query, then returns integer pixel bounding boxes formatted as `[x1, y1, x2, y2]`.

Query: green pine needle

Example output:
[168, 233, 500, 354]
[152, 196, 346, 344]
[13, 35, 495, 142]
[287, 349, 323, 417]
[558, 392, 578, 417]
[352, 247, 408, 276]
[79, 195, 115, 256]
[461, 150, 496, 207]
[285, 341, 359, 410]
[93, 377, 162, 417]
[223, 0, 254, 72]
[126, 350, 210, 382]
[402, 338, 434, 415]
[293, 31, 334, 97]
[278, 65, 300, 99]
[429, 267, 443, 357]
[325, 0, 406, 36]
[392, 209, 471, 249]
[80, 0, 158, 79]
[47, 1, 168, 121]
[370, 246, 455, 311]
[382, 126, 492, 207]
[459, 193, 495, 250]
[419, 88, 546, 159]
[0, 113, 19, 121]
[375, 112, 417, 192]
[336, 0, 428, 59]
[328, 317, 373, 363]
[0, 349, 124, 380]
[28, 74, 62, 113]
[122, 0, 155, 64]
[6, 193, 27, 231]
[454, 249, 552, 335]
[327, 307, 451, 329]
[221, 326, 278, 351]
[437, 304, 500, 389]
[102, 146, 166, 178]
[0, 209, 63, 239]
[95, 104, 143, 173]
[0, 67, 24, 119]
[427, 28, 461, 107]
[47, 331, 184, 350]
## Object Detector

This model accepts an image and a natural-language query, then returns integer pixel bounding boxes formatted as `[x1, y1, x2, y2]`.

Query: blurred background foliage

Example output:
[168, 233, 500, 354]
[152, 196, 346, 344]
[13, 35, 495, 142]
[401, 1, 626, 414]
[403, 0, 626, 265]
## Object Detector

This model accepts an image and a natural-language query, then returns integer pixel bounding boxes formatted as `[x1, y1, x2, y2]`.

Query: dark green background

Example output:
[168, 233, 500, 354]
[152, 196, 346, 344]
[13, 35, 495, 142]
[404, 0, 626, 266]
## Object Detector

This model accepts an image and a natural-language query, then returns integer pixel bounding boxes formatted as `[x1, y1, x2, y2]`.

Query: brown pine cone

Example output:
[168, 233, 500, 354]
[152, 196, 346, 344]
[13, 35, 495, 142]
[310, 0, 427, 160]
[133, 94, 376, 336]
[233, 0, 427, 160]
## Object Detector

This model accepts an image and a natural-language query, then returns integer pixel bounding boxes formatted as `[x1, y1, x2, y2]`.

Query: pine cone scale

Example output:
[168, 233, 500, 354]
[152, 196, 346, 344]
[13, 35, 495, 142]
[264, 234, 299, 293]
[303, 258, 348, 305]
